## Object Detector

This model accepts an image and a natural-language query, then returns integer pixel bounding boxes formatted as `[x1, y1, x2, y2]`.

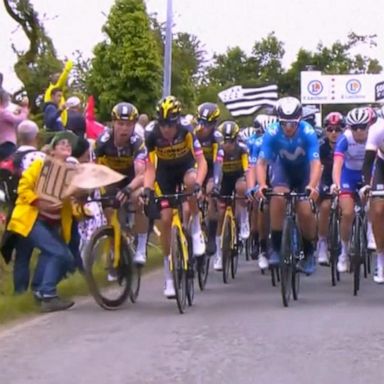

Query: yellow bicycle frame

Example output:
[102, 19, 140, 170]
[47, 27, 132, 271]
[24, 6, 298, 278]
[169, 208, 189, 272]
[221, 205, 236, 250]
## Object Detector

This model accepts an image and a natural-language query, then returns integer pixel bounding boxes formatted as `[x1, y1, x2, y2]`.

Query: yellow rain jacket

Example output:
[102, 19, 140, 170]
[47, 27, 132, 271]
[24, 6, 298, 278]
[7, 159, 74, 243]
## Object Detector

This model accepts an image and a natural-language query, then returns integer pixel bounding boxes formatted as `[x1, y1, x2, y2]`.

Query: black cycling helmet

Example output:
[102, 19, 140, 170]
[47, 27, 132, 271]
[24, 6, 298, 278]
[156, 95, 182, 124]
[323, 112, 346, 128]
[197, 102, 220, 124]
[217, 120, 240, 141]
[111, 102, 138, 121]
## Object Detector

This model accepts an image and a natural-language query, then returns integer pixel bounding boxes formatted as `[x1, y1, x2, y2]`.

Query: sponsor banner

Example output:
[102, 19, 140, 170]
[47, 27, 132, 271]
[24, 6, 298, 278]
[301, 71, 384, 104]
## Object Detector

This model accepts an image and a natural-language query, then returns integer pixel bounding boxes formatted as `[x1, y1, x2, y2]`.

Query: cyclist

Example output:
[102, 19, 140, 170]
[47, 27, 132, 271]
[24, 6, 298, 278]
[361, 110, 384, 282]
[143, 96, 207, 297]
[195, 102, 222, 255]
[256, 96, 321, 275]
[316, 112, 345, 265]
[245, 114, 277, 269]
[211, 121, 249, 271]
[331, 107, 370, 273]
[95, 102, 148, 265]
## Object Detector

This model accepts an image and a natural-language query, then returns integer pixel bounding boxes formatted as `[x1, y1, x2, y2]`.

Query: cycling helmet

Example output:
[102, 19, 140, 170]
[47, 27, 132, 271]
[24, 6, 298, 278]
[365, 106, 378, 125]
[239, 127, 257, 142]
[346, 107, 371, 128]
[197, 102, 220, 124]
[275, 97, 302, 121]
[254, 114, 278, 131]
[217, 121, 240, 141]
[323, 112, 346, 128]
[156, 95, 181, 123]
[111, 102, 138, 121]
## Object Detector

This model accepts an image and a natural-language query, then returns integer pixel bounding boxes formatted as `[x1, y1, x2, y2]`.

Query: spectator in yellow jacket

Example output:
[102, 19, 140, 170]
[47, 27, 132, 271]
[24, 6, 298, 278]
[7, 131, 79, 312]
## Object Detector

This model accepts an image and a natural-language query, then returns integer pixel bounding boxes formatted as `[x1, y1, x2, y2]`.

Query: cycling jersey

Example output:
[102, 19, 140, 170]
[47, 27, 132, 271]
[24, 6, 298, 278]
[365, 117, 384, 161]
[145, 120, 203, 167]
[334, 129, 366, 193]
[319, 138, 334, 187]
[259, 121, 319, 168]
[196, 129, 222, 177]
[247, 135, 263, 166]
[95, 129, 147, 181]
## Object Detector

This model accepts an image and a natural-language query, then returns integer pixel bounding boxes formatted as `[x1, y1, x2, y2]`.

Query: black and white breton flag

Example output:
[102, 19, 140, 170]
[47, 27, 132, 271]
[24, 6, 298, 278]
[218, 84, 278, 117]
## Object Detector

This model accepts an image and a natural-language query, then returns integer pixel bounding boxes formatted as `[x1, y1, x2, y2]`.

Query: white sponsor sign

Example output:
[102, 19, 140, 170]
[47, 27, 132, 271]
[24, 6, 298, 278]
[301, 71, 384, 104]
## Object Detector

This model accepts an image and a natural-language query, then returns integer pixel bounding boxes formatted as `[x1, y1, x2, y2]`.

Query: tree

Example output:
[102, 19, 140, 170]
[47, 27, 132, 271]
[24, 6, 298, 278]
[3, 0, 62, 113]
[86, 0, 162, 120]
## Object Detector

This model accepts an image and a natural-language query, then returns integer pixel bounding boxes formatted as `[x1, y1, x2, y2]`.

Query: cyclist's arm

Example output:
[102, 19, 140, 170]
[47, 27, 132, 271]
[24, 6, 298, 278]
[333, 134, 347, 187]
[256, 133, 273, 187]
[128, 138, 147, 191]
[308, 159, 322, 190]
[144, 152, 156, 189]
[306, 132, 321, 189]
[362, 150, 376, 185]
[256, 158, 268, 187]
[213, 146, 223, 187]
[189, 132, 207, 185]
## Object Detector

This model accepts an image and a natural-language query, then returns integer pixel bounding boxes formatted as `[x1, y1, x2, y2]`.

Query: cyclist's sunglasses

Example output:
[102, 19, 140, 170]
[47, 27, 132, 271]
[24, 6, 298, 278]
[280, 119, 299, 129]
[326, 126, 343, 133]
[350, 125, 368, 131]
[197, 119, 215, 127]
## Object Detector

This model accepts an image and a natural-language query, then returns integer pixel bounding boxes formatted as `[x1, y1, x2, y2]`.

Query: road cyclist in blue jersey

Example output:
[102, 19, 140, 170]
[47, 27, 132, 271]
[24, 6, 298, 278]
[243, 114, 277, 270]
[256, 96, 322, 275]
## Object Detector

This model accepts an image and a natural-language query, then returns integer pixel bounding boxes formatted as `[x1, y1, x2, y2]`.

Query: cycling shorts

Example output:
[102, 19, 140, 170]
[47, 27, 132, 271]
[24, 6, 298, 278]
[340, 167, 362, 194]
[220, 172, 245, 196]
[372, 157, 384, 191]
[269, 159, 309, 192]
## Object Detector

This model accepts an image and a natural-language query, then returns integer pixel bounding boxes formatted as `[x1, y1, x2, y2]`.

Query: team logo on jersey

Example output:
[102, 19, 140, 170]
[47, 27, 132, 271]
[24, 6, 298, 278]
[267, 125, 278, 136]
[279, 147, 305, 161]
[346, 79, 361, 94]
[307, 80, 323, 96]
[100, 132, 111, 143]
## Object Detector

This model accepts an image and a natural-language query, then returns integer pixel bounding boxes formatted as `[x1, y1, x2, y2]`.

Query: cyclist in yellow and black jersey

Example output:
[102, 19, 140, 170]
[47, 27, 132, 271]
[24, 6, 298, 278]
[94, 102, 148, 265]
[195, 102, 223, 255]
[211, 121, 250, 271]
[143, 96, 207, 298]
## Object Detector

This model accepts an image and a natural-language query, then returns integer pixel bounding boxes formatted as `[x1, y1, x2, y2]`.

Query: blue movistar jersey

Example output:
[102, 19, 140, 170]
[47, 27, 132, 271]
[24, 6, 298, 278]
[259, 121, 320, 168]
[247, 134, 263, 166]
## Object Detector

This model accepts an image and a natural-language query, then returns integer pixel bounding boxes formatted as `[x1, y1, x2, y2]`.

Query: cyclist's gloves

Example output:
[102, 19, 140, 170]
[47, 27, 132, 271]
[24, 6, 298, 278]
[141, 187, 153, 205]
[193, 183, 202, 195]
[211, 185, 221, 198]
[358, 185, 371, 200]
[245, 186, 258, 200]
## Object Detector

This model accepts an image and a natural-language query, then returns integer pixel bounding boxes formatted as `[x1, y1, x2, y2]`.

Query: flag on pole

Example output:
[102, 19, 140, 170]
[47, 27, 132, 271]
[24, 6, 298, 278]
[218, 84, 278, 117]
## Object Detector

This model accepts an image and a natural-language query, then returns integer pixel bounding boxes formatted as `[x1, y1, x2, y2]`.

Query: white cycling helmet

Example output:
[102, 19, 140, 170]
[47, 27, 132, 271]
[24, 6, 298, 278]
[254, 114, 278, 131]
[239, 127, 257, 142]
[346, 107, 371, 128]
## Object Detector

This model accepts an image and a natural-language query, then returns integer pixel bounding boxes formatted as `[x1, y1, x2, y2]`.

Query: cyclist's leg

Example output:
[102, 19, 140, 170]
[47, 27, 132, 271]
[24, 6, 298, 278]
[317, 196, 331, 264]
[235, 176, 250, 240]
[213, 174, 236, 271]
[184, 169, 206, 256]
[257, 200, 270, 268]
[206, 177, 218, 255]
[130, 188, 149, 264]
[269, 160, 289, 266]
[370, 161, 384, 282]
[338, 194, 355, 272]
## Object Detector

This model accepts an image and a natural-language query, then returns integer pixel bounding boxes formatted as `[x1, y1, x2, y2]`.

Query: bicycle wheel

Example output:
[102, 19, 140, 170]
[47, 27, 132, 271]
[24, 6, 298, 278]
[171, 226, 187, 314]
[280, 217, 294, 307]
[197, 254, 210, 291]
[186, 258, 195, 306]
[351, 218, 361, 296]
[361, 219, 369, 279]
[129, 262, 142, 303]
[84, 226, 133, 310]
[231, 236, 240, 279]
[222, 216, 232, 284]
[329, 209, 340, 287]
[291, 227, 301, 301]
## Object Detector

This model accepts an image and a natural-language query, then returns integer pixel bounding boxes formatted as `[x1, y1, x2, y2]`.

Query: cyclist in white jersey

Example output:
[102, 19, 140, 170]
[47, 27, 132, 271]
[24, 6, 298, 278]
[331, 108, 370, 273]
[361, 113, 384, 282]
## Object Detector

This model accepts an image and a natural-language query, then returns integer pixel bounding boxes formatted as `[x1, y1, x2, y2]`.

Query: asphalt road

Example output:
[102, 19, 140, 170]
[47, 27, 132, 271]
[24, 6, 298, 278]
[1, 258, 384, 384]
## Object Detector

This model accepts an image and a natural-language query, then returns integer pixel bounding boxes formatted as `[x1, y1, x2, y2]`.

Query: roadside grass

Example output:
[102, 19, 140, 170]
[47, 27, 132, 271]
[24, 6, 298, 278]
[0, 244, 162, 325]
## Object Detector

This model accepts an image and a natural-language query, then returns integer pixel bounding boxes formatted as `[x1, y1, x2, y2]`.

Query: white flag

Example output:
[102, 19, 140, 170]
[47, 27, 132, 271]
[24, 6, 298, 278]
[218, 84, 278, 117]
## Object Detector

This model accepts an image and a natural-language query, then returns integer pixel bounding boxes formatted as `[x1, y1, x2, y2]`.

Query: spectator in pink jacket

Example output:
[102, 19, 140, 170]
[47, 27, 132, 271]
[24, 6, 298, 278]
[0, 89, 29, 159]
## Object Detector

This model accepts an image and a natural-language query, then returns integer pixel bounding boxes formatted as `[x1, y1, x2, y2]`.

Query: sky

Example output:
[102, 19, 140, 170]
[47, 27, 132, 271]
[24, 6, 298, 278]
[1, 0, 383, 92]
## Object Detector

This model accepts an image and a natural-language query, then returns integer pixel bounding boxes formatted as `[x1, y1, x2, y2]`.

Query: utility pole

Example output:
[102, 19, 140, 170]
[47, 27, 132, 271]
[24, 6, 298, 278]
[162, 0, 173, 97]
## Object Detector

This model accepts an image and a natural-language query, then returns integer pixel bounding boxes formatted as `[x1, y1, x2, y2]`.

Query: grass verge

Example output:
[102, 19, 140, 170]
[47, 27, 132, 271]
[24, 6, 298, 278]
[0, 244, 162, 326]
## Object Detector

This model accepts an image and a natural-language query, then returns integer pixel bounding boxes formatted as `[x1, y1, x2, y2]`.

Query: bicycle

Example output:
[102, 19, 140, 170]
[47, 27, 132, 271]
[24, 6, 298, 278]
[324, 193, 341, 287]
[217, 194, 246, 284]
[263, 190, 312, 307]
[83, 196, 141, 310]
[349, 196, 368, 296]
[154, 192, 196, 314]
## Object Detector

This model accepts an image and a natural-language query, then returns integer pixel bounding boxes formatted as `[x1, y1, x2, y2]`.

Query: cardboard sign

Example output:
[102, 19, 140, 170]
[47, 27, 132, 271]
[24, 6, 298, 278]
[35, 157, 77, 203]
